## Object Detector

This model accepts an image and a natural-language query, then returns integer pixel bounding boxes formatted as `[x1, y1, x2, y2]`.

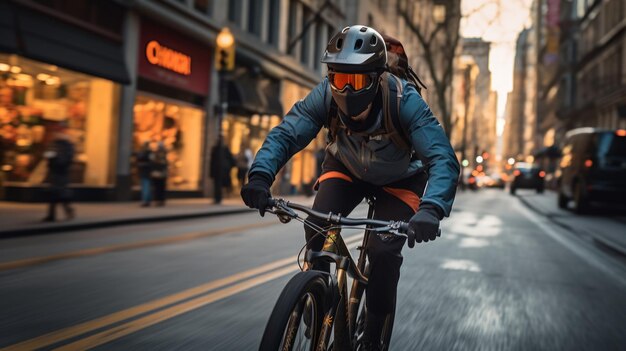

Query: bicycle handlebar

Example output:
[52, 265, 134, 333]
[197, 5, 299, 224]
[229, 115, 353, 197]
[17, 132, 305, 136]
[267, 198, 410, 234]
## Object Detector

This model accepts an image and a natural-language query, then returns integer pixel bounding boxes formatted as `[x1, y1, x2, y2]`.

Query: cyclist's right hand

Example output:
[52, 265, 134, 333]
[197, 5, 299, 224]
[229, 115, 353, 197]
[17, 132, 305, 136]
[240, 172, 272, 216]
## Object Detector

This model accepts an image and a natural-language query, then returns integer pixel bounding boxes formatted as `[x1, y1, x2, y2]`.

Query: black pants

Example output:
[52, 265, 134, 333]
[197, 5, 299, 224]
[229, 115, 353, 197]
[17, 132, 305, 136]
[46, 186, 73, 220]
[304, 154, 427, 316]
[152, 178, 167, 203]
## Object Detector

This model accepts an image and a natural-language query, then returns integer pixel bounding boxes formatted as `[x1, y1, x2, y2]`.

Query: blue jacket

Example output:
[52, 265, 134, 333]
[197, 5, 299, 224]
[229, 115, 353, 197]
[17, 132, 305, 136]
[250, 77, 460, 217]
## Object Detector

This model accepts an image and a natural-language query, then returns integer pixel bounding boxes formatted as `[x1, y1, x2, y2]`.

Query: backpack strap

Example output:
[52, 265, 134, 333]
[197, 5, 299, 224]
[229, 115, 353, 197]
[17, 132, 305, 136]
[325, 81, 340, 143]
[381, 72, 412, 152]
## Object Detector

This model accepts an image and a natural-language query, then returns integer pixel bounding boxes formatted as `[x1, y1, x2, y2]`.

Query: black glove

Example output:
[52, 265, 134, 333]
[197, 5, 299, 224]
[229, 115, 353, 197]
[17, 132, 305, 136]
[240, 172, 272, 216]
[407, 204, 443, 248]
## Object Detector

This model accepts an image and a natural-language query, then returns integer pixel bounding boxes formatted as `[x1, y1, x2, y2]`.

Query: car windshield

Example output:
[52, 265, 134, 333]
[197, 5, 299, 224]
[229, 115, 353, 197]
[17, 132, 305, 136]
[598, 133, 626, 157]
[515, 163, 539, 172]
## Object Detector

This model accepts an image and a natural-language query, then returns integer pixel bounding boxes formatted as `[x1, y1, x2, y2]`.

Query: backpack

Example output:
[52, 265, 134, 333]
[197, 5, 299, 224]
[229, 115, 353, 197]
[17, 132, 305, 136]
[326, 34, 427, 153]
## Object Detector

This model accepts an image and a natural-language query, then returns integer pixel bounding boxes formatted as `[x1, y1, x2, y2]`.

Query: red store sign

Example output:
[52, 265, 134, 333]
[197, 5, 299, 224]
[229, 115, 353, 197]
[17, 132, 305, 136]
[138, 20, 210, 95]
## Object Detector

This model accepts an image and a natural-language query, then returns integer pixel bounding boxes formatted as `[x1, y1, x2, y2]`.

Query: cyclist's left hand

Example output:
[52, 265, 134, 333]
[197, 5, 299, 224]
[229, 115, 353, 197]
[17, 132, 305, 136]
[407, 204, 442, 248]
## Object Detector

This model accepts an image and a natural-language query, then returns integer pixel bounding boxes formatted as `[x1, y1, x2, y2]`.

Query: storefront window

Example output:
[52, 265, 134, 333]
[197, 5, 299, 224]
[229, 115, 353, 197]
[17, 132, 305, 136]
[222, 113, 280, 189]
[133, 95, 204, 191]
[0, 54, 119, 186]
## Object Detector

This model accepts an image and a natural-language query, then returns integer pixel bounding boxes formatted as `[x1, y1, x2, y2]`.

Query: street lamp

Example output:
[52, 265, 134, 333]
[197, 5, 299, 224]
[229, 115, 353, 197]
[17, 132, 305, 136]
[213, 27, 235, 204]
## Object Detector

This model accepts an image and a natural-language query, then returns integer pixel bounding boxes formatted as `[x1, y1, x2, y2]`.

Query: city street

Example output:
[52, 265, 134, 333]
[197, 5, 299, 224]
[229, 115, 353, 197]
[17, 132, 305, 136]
[1, 189, 625, 350]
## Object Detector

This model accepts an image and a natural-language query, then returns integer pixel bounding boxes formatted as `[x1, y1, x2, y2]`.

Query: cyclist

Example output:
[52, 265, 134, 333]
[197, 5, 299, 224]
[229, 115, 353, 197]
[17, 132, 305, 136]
[241, 25, 459, 349]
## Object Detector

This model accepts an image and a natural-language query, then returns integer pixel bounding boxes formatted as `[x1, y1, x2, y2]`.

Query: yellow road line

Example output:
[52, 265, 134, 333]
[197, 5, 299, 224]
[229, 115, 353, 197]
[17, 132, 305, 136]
[53, 265, 301, 351]
[1, 234, 363, 351]
[55, 239, 363, 351]
[0, 222, 277, 272]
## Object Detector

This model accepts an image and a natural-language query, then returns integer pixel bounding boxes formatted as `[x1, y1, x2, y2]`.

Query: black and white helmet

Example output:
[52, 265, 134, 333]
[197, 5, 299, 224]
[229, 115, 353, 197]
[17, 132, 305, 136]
[321, 25, 387, 73]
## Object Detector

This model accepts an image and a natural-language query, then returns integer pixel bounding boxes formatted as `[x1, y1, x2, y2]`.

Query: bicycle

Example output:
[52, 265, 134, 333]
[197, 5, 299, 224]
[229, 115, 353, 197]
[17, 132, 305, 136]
[259, 197, 439, 350]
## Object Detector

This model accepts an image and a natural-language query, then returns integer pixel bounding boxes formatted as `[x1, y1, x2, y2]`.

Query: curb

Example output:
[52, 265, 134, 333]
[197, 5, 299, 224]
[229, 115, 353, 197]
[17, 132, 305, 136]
[0, 207, 253, 239]
[516, 194, 626, 257]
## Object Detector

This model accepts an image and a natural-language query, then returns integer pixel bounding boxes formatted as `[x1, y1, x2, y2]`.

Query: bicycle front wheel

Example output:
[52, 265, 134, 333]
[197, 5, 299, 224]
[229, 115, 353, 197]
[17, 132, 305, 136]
[259, 271, 329, 351]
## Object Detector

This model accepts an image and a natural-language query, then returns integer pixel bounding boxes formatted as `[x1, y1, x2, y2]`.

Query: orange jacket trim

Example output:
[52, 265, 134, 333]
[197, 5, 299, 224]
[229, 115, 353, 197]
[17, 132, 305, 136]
[383, 187, 420, 213]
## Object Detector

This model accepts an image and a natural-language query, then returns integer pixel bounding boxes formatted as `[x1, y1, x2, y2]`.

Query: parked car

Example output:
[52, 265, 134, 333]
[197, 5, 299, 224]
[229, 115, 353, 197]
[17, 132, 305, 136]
[510, 162, 545, 195]
[557, 128, 626, 213]
[484, 173, 506, 189]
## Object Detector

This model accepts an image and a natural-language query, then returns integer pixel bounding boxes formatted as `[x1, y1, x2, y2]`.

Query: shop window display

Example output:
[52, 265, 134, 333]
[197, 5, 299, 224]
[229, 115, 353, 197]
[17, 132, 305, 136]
[222, 114, 281, 190]
[0, 54, 119, 187]
[133, 95, 203, 191]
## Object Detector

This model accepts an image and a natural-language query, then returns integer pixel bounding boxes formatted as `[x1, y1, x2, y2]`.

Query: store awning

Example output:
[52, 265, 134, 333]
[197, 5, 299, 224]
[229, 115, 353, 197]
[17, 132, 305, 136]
[2, 3, 130, 84]
[228, 75, 283, 116]
[0, 2, 18, 52]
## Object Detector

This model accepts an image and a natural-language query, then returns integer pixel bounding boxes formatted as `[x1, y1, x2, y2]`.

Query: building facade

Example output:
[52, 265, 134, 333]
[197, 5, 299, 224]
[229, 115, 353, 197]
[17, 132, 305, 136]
[504, 0, 626, 188]
[0, 0, 465, 202]
[0, 0, 346, 201]
[450, 38, 498, 173]
[559, 0, 626, 131]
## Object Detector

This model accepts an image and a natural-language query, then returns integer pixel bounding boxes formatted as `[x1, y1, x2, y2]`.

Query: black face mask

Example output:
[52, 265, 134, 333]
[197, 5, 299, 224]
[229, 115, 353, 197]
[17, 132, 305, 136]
[331, 79, 380, 118]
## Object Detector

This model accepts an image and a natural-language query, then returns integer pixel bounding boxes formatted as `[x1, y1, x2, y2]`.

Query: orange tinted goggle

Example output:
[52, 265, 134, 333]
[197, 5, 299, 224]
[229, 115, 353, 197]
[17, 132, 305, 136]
[328, 72, 376, 91]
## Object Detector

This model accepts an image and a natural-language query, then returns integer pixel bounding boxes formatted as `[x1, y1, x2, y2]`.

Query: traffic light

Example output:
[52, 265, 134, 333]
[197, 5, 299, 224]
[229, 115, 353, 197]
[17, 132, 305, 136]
[215, 28, 235, 71]
[216, 48, 234, 71]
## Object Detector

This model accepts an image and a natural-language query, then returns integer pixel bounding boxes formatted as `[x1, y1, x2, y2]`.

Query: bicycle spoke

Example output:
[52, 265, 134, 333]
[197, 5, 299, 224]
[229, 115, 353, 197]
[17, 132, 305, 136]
[280, 293, 317, 351]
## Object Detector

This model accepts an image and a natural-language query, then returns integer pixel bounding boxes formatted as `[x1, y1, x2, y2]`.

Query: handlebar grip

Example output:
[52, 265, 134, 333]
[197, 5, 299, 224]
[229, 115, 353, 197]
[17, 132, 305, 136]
[399, 222, 410, 234]
[267, 198, 276, 208]
[398, 223, 442, 237]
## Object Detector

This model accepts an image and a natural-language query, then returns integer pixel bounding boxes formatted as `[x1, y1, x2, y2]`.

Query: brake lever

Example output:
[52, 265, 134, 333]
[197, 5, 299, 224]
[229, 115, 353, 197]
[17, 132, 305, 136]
[267, 200, 297, 223]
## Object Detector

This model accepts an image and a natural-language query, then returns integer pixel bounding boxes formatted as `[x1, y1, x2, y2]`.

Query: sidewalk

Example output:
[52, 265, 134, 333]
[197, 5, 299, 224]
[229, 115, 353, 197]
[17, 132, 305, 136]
[515, 190, 626, 256]
[0, 196, 312, 238]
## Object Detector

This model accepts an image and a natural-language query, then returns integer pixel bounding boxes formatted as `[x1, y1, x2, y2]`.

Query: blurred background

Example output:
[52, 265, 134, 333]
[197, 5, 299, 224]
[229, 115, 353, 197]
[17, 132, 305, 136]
[1, 0, 625, 350]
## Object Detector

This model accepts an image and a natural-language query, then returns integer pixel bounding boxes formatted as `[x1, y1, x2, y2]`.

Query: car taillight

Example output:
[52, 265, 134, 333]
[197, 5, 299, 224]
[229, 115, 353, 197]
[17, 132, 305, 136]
[584, 159, 593, 168]
[616, 129, 626, 137]
[539, 171, 546, 178]
[513, 170, 521, 176]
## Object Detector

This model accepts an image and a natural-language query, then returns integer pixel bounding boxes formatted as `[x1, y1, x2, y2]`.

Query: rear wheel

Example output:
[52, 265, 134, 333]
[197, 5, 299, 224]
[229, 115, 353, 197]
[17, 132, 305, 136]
[353, 293, 395, 351]
[260, 271, 328, 351]
[574, 182, 589, 214]
[558, 191, 568, 209]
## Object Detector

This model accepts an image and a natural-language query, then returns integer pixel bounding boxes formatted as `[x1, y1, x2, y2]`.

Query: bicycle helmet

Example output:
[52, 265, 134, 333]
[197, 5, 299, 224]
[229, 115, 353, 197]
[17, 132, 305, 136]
[321, 25, 387, 118]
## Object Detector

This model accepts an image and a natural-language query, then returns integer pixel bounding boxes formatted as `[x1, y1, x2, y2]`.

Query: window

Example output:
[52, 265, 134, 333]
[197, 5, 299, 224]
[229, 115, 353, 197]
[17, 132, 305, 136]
[300, 7, 312, 66]
[194, 0, 211, 15]
[0, 54, 119, 186]
[313, 21, 323, 71]
[228, 0, 242, 25]
[133, 95, 204, 191]
[288, 0, 299, 55]
[247, 0, 261, 36]
[267, 0, 280, 46]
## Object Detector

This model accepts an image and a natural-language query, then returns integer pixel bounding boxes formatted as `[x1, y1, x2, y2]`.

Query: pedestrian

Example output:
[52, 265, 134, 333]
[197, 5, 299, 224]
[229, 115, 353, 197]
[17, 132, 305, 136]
[241, 26, 459, 349]
[150, 141, 168, 206]
[236, 148, 250, 187]
[42, 124, 75, 222]
[210, 142, 236, 196]
[136, 141, 153, 207]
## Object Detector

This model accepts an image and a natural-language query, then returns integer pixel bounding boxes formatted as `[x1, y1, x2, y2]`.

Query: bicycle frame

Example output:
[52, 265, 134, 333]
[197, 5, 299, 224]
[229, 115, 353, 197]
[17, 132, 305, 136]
[307, 199, 377, 350]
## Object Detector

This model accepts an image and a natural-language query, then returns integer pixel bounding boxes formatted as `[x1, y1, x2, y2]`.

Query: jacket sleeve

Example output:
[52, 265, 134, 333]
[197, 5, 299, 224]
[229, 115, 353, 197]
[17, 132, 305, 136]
[248, 79, 330, 182]
[399, 83, 460, 217]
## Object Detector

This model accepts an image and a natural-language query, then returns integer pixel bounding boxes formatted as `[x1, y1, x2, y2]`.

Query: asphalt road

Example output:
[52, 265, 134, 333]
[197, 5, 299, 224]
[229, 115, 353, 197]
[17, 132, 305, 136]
[1, 189, 625, 350]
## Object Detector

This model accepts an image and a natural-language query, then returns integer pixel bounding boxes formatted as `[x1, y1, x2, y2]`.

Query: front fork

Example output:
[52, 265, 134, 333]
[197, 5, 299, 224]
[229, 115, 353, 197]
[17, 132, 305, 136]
[317, 265, 350, 351]
[315, 198, 375, 351]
